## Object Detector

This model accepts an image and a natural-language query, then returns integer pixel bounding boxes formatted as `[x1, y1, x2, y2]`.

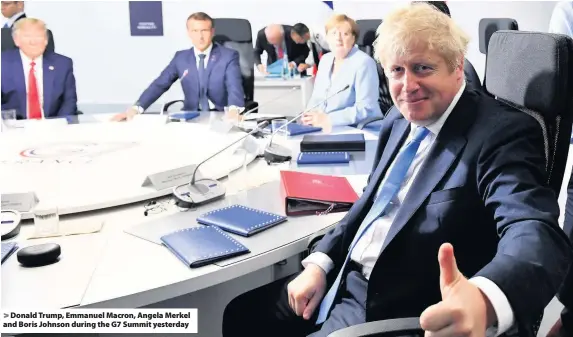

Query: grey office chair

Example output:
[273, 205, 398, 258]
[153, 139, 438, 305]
[323, 31, 573, 337]
[478, 18, 518, 88]
[1, 27, 55, 53]
[162, 18, 258, 113]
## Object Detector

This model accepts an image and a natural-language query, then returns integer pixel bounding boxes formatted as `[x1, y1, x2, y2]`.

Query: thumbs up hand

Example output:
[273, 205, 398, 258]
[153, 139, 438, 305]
[420, 243, 495, 337]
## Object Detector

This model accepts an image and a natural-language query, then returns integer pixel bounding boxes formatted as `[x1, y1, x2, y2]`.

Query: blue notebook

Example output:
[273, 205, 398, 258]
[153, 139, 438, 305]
[286, 124, 322, 136]
[265, 124, 322, 136]
[1, 242, 18, 264]
[297, 152, 350, 165]
[168, 111, 200, 121]
[160, 226, 249, 268]
[197, 204, 287, 237]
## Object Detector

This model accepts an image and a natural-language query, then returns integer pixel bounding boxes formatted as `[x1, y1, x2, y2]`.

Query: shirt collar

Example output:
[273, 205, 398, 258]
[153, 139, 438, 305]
[7, 11, 24, 25]
[19, 50, 42, 65]
[193, 43, 213, 60]
[411, 80, 466, 136]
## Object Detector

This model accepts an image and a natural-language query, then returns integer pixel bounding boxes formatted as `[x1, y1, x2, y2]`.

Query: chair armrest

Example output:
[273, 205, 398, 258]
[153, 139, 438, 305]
[158, 100, 185, 114]
[327, 317, 423, 337]
[357, 116, 384, 130]
[244, 100, 258, 114]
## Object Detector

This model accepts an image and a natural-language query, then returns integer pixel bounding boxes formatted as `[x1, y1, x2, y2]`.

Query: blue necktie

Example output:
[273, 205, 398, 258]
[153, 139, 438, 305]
[198, 54, 209, 111]
[3, 23, 9, 28]
[315, 126, 430, 324]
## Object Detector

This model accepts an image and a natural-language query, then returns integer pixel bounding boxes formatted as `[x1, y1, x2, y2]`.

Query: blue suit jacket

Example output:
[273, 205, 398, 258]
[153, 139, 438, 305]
[1, 49, 77, 119]
[136, 43, 245, 111]
[313, 89, 571, 336]
[306, 46, 382, 126]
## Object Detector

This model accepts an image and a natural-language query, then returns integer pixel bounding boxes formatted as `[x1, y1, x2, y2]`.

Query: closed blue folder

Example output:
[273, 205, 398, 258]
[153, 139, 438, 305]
[286, 124, 322, 136]
[265, 123, 322, 136]
[168, 111, 200, 121]
[197, 204, 287, 237]
[160, 226, 249, 268]
[297, 152, 350, 165]
[1, 242, 18, 264]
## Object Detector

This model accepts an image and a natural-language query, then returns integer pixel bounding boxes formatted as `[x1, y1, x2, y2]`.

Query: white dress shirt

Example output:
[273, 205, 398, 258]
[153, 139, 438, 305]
[305, 26, 330, 66]
[302, 81, 515, 336]
[549, 1, 573, 37]
[2, 11, 25, 28]
[20, 50, 44, 119]
[193, 43, 215, 110]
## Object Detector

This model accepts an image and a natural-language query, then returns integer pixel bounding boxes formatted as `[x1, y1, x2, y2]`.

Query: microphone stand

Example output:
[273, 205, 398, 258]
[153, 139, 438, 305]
[263, 85, 350, 164]
[172, 120, 270, 208]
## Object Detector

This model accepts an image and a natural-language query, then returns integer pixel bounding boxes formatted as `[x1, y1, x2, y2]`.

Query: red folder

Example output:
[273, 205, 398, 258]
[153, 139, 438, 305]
[280, 170, 359, 216]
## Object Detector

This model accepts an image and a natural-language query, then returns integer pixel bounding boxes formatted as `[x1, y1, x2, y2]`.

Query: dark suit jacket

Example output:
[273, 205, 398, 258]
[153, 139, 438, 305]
[313, 89, 571, 336]
[8, 12, 26, 27]
[254, 25, 310, 66]
[136, 43, 245, 111]
[1, 49, 77, 119]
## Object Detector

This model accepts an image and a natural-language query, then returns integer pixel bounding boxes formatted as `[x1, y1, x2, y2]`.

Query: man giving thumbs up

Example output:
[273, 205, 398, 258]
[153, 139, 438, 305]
[421, 243, 495, 336]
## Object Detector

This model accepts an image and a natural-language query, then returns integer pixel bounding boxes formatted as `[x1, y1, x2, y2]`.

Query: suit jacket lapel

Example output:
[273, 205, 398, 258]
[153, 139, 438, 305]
[363, 118, 410, 202]
[11, 53, 27, 119]
[204, 44, 219, 85]
[381, 94, 475, 252]
[42, 55, 54, 116]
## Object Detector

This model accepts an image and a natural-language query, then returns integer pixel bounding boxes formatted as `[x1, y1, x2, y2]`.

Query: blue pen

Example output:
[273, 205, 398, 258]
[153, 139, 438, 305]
[1, 221, 14, 224]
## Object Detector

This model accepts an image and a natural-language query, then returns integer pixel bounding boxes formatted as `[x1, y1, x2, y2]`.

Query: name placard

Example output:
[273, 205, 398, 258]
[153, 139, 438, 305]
[1, 192, 39, 212]
[142, 165, 203, 191]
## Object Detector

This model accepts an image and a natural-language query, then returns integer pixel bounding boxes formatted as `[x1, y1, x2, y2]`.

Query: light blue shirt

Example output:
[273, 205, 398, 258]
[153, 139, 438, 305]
[306, 45, 382, 126]
[549, 1, 573, 37]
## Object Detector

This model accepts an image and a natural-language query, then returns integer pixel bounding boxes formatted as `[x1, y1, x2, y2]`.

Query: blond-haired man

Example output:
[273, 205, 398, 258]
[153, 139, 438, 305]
[223, 4, 570, 337]
[1, 18, 77, 119]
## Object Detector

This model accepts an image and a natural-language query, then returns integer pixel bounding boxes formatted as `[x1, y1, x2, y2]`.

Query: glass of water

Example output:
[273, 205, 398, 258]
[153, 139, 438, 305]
[1, 109, 17, 131]
[33, 202, 60, 238]
[271, 118, 289, 144]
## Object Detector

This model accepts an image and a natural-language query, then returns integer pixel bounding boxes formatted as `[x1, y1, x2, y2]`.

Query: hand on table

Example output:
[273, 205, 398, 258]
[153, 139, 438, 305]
[301, 110, 332, 131]
[420, 243, 495, 337]
[287, 263, 327, 320]
[110, 107, 138, 122]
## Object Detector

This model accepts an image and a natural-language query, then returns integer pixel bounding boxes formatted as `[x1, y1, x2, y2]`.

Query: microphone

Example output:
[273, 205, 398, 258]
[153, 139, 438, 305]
[234, 87, 299, 135]
[263, 84, 350, 164]
[159, 69, 189, 116]
[172, 120, 271, 208]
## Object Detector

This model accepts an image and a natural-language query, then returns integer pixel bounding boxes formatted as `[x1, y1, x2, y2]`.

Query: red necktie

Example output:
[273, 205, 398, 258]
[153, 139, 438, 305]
[28, 61, 42, 119]
[277, 46, 284, 59]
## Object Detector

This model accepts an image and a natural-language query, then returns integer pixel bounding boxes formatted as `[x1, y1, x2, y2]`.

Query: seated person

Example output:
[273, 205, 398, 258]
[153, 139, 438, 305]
[112, 12, 244, 121]
[223, 4, 571, 337]
[301, 14, 382, 128]
[1, 18, 77, 119]
[254, 24, 310, 75]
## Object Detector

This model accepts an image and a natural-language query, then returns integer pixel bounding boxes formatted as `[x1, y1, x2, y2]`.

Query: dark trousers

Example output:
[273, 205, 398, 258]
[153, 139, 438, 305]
[223, 263, 368, 337]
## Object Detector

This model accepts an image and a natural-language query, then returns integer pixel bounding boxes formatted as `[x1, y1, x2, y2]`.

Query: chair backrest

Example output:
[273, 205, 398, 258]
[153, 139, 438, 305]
[212, 18, 255, 104]
[485, 30, 573, 197]
[463, 58, 482, 91]
[355, 19, 381, 57]
[1, 27, 55, 53]
[479, 18, 518, 54]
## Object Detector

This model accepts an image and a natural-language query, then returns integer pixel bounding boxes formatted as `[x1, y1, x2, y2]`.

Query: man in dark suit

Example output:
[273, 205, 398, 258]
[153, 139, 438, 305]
[1, 18, 77, 119]
[112, 12, 244, 121]
[223, 4, 571, 337]
[1, 1, 25, 28]
[254, 24, 310, 75]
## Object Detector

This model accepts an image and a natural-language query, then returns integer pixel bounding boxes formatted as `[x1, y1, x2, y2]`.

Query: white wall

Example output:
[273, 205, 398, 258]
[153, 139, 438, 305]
[22, 1, 558, 107]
